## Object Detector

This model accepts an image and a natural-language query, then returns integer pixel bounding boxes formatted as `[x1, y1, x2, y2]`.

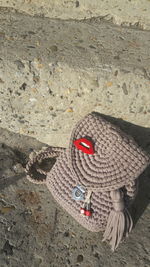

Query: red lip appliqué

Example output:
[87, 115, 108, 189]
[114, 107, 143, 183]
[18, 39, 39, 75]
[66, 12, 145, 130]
[73, 138, 94, 154]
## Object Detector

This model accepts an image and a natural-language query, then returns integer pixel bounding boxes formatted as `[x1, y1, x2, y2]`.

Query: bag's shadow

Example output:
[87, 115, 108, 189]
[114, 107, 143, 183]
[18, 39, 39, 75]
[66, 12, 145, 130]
[0, 127, 46, 190]
[0, 111, 150, 226]
[93, 111, 150, 225]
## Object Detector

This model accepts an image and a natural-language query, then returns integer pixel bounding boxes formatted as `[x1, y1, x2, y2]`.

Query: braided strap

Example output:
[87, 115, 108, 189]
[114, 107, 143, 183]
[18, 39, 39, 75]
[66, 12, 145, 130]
[125, 179, 139, 200]
[25, 146, 66, 184]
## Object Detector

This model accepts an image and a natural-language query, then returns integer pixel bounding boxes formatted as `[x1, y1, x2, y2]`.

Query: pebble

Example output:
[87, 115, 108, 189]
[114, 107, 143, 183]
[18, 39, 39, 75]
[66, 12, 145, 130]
[66, 107, 73, 112]
[13, 163, 24, 174]
[14, 60, 25, 70]
[0, 78, 4, 83]
[77, 254, 83, 263]
[50, 45, 58, 52]
[122, 82, 128, 95]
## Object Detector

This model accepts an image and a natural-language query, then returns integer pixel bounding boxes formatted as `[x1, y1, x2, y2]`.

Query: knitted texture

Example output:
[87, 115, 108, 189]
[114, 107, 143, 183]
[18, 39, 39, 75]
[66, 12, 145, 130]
[25, 112, 150, 250]
[46, 149, 113, 231]
[69, 113, 149, 192]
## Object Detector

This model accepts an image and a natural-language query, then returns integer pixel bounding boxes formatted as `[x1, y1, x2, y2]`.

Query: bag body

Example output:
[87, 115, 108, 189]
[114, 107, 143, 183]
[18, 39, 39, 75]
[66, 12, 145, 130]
[46, 149, 113, 232]
[26, 112, 150, 250]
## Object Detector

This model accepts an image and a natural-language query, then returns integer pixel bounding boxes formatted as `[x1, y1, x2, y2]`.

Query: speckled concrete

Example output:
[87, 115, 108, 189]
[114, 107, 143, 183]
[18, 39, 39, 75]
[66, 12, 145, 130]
[0, 8, 150, 147]
[0, 0, 150, 29]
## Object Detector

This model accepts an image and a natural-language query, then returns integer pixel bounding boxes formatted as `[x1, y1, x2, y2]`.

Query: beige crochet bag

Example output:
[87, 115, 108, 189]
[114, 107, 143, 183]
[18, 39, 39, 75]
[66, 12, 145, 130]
[25, 112, 150, 251]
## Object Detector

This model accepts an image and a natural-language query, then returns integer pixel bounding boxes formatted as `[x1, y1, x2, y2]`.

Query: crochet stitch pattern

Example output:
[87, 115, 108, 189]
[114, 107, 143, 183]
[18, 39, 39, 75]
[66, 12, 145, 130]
[26, 112, 150, 251]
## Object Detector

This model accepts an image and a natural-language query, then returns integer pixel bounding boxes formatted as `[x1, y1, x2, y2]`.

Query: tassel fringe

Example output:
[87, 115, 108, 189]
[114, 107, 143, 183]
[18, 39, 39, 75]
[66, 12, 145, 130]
[102, 189, 133, 251]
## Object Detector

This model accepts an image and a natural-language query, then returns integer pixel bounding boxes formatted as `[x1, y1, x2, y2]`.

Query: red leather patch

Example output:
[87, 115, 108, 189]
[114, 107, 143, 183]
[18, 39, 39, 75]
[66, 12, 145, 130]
[73, 138, 94, 154]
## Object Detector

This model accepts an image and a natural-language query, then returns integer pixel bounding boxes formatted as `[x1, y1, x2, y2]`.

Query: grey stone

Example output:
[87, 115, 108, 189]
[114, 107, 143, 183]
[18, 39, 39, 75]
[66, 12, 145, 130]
[14, 60, 25, 70]
[122, 82, 128, 95]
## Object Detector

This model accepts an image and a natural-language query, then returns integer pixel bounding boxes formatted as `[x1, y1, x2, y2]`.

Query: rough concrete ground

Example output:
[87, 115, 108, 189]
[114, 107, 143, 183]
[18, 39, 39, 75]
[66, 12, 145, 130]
[0, 1, 150, 30]
[0, 8, 150, 147]
[0, 117, 150, 267]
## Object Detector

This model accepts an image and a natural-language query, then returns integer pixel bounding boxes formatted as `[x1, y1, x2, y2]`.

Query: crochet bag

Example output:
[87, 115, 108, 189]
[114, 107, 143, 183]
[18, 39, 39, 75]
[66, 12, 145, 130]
[25, 112, 150, 251]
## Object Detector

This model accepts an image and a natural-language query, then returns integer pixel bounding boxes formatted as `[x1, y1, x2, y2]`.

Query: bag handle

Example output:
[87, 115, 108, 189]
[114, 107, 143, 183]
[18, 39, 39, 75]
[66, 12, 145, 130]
[125, 179, 139, 202]
[25, 146, 66, 184]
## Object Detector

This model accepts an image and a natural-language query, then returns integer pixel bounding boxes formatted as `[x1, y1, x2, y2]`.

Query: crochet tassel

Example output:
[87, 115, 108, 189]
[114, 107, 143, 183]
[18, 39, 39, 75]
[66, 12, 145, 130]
[102, 189, 133, 251]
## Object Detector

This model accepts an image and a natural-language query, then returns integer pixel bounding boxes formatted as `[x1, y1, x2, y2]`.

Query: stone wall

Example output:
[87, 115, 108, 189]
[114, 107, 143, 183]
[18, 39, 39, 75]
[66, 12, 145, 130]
[0, 8, 150, 146]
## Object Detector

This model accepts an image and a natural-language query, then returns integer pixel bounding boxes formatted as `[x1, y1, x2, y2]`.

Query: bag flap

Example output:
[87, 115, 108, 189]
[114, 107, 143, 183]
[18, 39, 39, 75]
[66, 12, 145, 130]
[68, 113, 150, 191]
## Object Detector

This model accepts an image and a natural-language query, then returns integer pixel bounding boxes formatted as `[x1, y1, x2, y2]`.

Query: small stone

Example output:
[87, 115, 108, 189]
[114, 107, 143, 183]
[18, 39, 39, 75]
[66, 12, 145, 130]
[13, 163, 24, 174]
[20, 83, 27, 91]
[27, 46, 36, 49]
[2, 241, 14, 256]
[37, 63, 43, 69]
[29, 98, 37, 102]
[49, 89, 53, 95]
[50, 45, 58, 52]
[76, 1, 80, 7]
[66, 107, 73, 112]
[19, 127, 27, 134]
[0, 206, 15, 214]
[33, 76, 40, 83]
[14, 60, 25, 70]
[0, 78, 4, 83]
[139, 106, 144, 113]
[64, 231, 69, 237]
[28, 31, 36, 35]
[36, 41, 41, 46]
[114, 70, 118, 76]
[77, 254, 83, 263]
[89, 45, 96, 49]
[122, 82, 128, 95]
[8, 88, 12, 94]
[91, 79, 99, 87]
[114, 55, 120, 60]
[94, 252, 99, 259]
[31, 87, 38, 93]
[106, 81, 113, 87]
[15, 91, 21, 96]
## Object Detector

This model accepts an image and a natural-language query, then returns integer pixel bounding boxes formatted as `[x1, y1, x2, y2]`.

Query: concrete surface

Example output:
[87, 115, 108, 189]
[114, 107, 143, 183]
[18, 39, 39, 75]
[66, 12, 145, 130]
[0, 8, 150, 147]
[0, 122, 150, 267]
[0, 1, 150, 30]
